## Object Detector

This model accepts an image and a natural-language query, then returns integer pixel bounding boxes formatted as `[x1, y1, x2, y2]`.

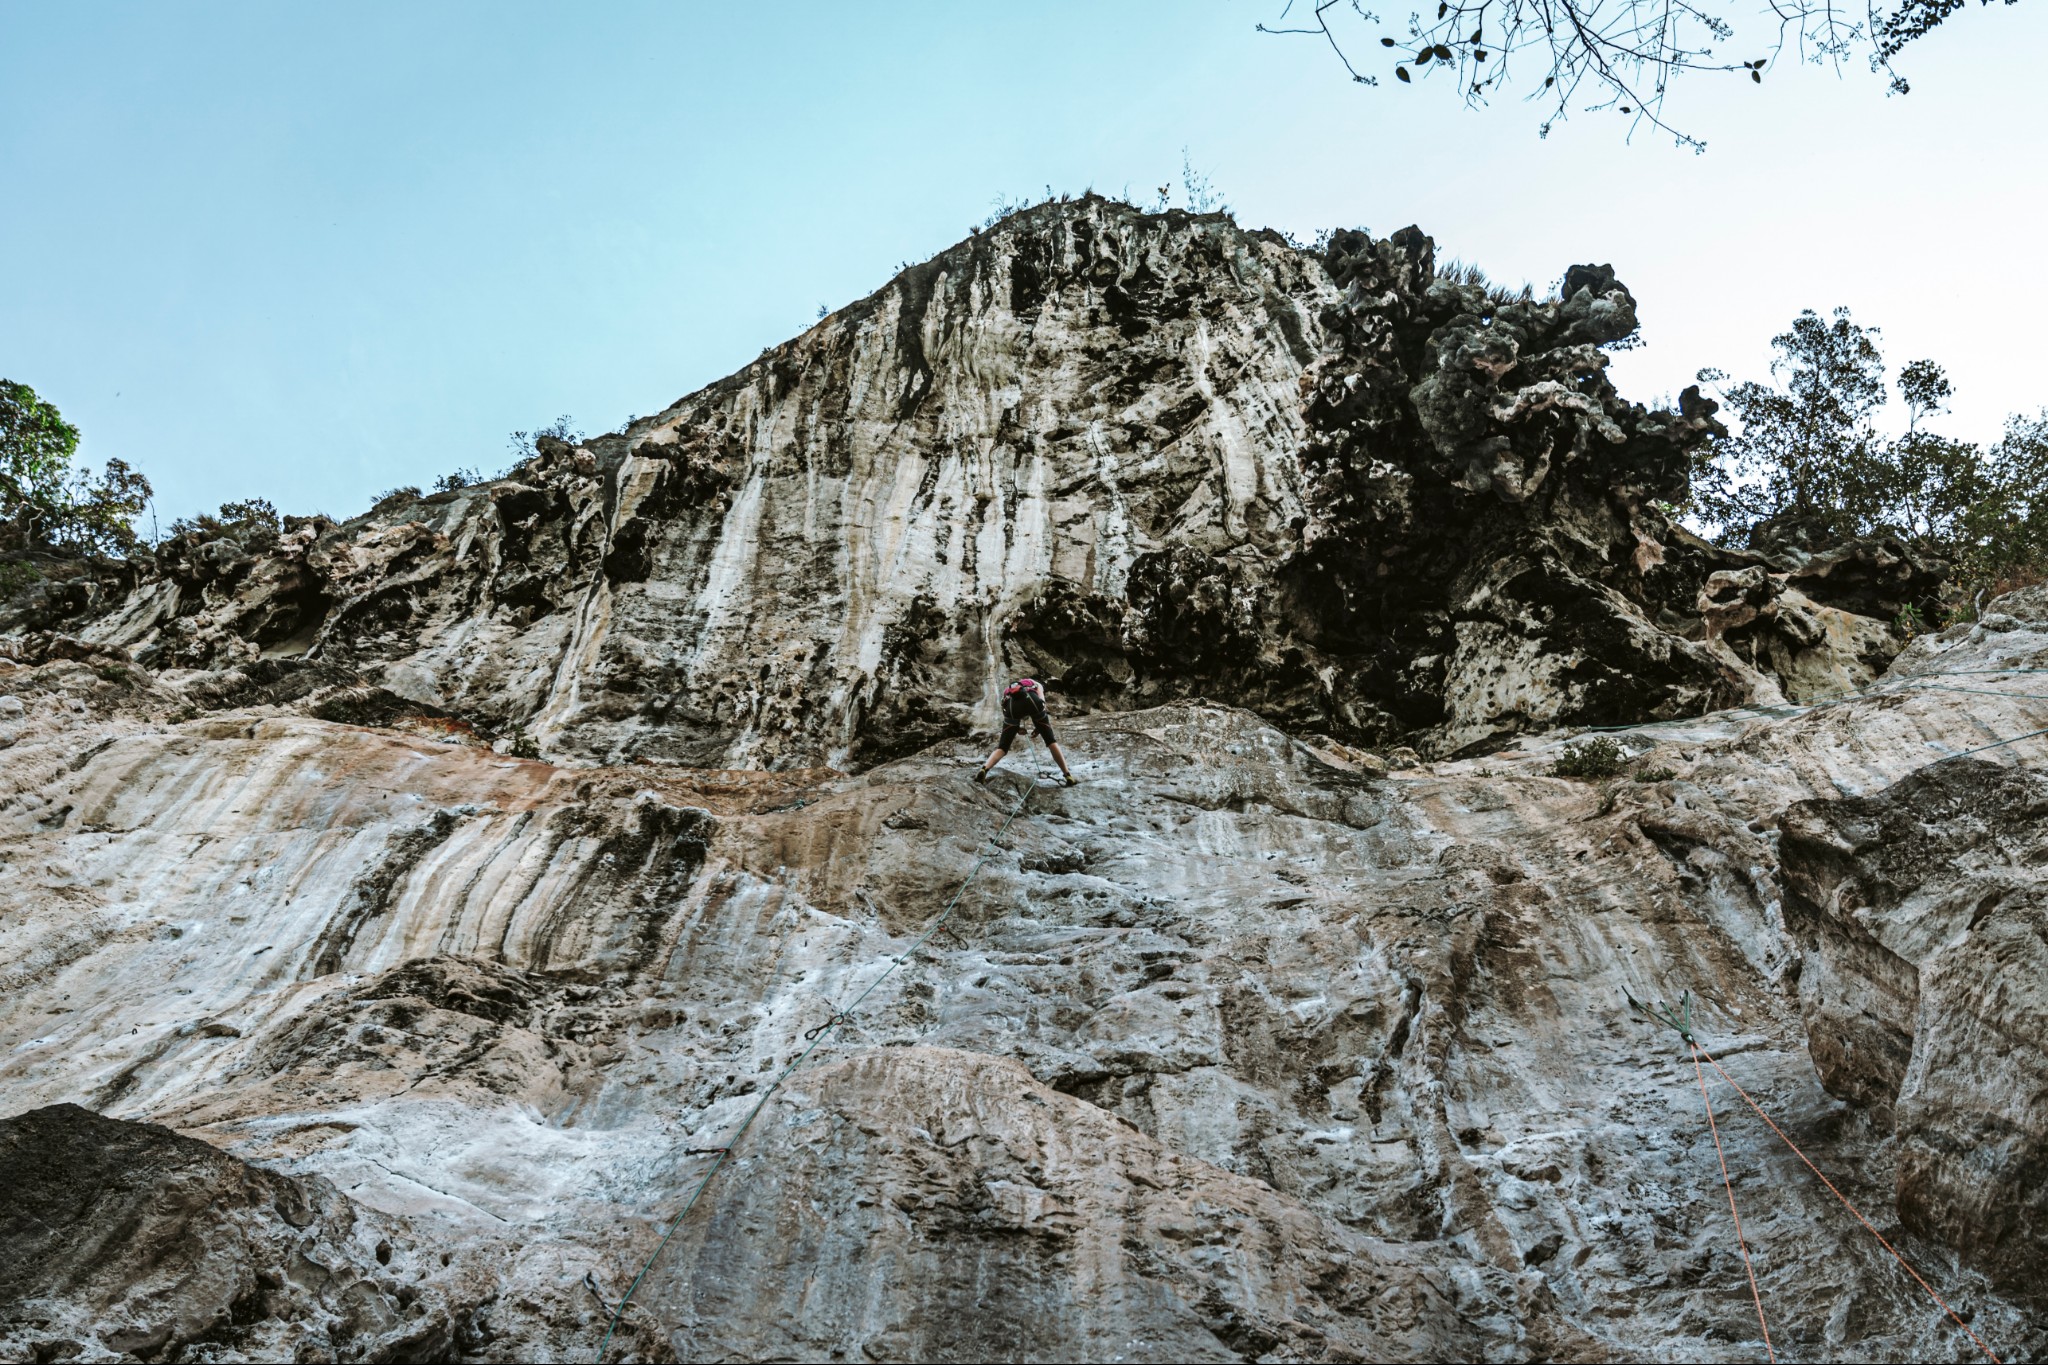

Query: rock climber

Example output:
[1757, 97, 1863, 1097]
[974, 676, 1077, 786]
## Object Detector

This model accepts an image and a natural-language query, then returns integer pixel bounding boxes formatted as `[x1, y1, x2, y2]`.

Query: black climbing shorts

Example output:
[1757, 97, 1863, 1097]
[999, 692, 1056, 750]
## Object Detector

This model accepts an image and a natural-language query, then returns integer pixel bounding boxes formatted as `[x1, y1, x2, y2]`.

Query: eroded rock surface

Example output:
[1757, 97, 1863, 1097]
[6, 199, 1925, 769]
[4, 593, 2048, 1360]
[2, 203, 2042, 1363]
[1782, 758, 2048, 1286]
[0, 1104, 486, 1363]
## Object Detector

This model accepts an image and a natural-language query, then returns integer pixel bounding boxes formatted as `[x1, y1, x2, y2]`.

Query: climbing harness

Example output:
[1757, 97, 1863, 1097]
[1632, 990, 2005, 1364]
[593, 774, 1038, 1364]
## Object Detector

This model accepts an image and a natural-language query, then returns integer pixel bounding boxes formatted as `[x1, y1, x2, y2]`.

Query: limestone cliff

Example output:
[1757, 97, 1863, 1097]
[2, 198, 1932, 767]
[1, 201, 2041, 1364]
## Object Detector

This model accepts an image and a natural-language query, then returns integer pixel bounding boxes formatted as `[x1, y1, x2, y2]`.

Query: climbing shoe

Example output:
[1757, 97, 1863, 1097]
[972, 767, 989, 784]
[1063, 773, 1078, 787]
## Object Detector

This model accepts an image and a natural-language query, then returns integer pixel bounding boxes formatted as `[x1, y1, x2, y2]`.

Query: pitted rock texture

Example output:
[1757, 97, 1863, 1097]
[637, 1047, 1526, 1365]
[0, 1103, 489, 1363]
[1780, 757, 2048, 1286]
[7, 199, 1919, 770]
[0, 202, 2036, 1363]
[3, 589, 2047, 1361]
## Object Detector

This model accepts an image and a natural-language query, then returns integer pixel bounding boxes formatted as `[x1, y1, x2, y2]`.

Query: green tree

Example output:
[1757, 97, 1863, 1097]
[1882, 358, 1995, 553]
[1691, 308, 1893, 544]
[0, 380, 152, 558]
[0, 380, 82, 539]
[1691, 310, 2048, 601]
[1960, 411, 2048, 587]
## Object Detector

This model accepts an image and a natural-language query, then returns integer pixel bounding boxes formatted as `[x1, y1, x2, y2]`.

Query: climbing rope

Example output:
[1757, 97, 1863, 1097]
[1927, 724, 2048, 768]
[1694, 1044, 2004, 1365]
[1636, 991, 2005, 1364]
[1691, 1040, 1774, 1361]
[1636, 992, 1774, 1358]
[1606, 665, 2044, 1359]
[592, 773, 1038, 1364]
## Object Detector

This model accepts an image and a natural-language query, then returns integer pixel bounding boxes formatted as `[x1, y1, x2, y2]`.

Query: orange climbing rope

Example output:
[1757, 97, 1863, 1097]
[1696, 1045, 2004, 1365]
[1691, 1042, 1774, 1361]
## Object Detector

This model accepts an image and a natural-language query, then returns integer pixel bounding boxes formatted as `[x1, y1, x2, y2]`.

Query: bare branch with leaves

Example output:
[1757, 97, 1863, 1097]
[1260, 0, 2005, 147]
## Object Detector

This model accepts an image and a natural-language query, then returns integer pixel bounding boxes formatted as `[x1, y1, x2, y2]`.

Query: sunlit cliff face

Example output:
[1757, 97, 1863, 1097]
[0, 202, 2038, 1363]
[17, 196, 1926, 778]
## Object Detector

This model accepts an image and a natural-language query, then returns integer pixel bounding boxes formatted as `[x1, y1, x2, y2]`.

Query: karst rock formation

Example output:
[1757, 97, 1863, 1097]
[1, 197, 2042, 1362]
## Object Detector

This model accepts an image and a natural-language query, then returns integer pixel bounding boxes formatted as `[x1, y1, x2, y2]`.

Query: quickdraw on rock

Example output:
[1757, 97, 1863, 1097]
[1632, 989, 1773, 1359]
[801, 1011, 851, 1042]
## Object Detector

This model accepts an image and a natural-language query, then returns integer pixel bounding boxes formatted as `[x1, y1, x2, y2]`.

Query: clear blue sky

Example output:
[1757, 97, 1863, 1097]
[6, 1, 2044, 525]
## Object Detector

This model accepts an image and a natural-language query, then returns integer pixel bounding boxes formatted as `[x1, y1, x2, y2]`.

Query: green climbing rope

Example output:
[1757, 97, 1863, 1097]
[592, 774, 1037, 1363]
[1902, 683, 2048, 704]
[1927, 724, 2048, 765]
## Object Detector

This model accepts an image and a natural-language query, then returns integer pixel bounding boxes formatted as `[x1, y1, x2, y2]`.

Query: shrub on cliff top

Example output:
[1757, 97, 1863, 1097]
[507, 415, 583, 465]
[167, 499, 281, 550]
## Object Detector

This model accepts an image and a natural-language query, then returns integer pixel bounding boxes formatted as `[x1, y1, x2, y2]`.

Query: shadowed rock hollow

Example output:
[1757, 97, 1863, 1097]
[1, 200, 2040, 1363]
